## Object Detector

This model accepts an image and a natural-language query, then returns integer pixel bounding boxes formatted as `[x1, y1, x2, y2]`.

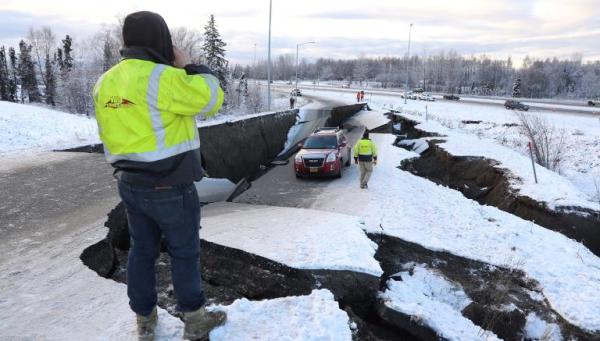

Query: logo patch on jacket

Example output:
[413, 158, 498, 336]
[104, 96, 135, 109]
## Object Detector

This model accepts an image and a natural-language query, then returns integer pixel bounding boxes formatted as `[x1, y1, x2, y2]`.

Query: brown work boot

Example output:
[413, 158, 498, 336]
[136, 306, 157, 341]
[183, 307, 227, 340]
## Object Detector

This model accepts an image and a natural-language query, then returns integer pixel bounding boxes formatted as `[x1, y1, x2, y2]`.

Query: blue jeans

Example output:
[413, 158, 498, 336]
[117, 181, 205, 316]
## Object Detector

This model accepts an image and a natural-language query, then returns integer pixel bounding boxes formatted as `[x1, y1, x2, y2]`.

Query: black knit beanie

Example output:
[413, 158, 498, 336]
[122, 11, 175, 64]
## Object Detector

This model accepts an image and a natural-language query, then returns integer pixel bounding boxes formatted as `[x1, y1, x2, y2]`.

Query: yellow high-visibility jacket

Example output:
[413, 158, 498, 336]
[353, 138, 378, 162]
[93, 59, 224, 164]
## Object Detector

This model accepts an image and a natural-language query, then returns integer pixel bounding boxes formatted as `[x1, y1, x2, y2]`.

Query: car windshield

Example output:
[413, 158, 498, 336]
[303, 135, 337, 149]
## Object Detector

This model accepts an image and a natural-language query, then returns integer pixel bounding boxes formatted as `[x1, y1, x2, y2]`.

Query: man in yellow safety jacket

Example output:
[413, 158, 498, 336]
[353, 130, 378, 189]
[93, 11, 225, 340]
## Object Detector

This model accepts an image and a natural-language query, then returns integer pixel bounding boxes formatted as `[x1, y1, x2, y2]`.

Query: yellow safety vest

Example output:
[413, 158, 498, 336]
[93, 59, 224, 163]
[354, 139, 378, 158]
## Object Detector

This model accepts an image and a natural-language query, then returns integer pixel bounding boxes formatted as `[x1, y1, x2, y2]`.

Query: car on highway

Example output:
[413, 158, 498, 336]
[417, 92, 435, 101]
[401, 91, 417, 100]
[443, 94, 460, 100]
[291, 88, 302, 96]
[504, 99, 529, 111]
[294, 127, 351, 178]
[588, 99, 599, 106]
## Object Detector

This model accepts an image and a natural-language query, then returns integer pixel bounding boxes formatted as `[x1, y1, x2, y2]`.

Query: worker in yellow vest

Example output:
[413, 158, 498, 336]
[93, 11, 225, 340]
[353, 130, 378, 189]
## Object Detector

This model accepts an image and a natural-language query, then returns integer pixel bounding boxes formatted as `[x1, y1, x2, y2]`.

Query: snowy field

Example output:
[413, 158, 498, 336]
[0, 101, 100, 155]
[301, 88, 600, 204]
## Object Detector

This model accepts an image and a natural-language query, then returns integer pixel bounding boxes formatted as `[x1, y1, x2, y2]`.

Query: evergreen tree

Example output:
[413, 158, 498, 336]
[7, 47, 18, 102]
[0, 47, 8, 100]
[44, 52, 56, 106]
[56, 48, 64, 70]
[17, 40, 41, 103]
[202, 15, 229, 89]
[61, 35, 73, 72]
[512, 78, 521, 98]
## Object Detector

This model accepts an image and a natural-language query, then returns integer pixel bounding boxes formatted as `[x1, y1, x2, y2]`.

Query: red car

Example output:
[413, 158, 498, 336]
[294, 128, 351, 178]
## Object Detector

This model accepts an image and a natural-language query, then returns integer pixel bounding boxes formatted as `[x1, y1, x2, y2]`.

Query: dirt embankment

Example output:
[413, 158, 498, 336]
[393, 115, 600, 257]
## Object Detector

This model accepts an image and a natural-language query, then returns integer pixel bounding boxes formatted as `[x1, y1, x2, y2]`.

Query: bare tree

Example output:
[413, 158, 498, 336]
[27, 26, 56, 87]
[171, 27, 203, 63]
[515, 112, 566, 172]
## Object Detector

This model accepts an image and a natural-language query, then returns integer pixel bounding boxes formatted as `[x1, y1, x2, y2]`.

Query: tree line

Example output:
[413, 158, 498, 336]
[236, 52, 600, 100]
[0, 15, 232, 116]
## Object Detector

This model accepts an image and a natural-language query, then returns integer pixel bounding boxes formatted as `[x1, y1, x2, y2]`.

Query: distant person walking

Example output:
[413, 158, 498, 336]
[354, 130, 378, 189]
[290, 95, 296, 109]
[360, 90, 365, 102]
[356, 91, 361, 102]
[92, 11, 226, 340]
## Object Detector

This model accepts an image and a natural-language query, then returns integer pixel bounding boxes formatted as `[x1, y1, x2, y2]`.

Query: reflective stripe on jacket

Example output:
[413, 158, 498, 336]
[93, 59, 224, 164]
[353, 138, 378, 162]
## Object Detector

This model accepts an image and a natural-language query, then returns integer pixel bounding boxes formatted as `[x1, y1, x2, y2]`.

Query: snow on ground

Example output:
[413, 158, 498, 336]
[209, 289, 352, 341]
[0, 101, 100, 155]
[380, 265, 500, 341]
[0, 218, 184, 341]
[524, 313, 563, 341]
[308, 133, 600, 332]
[399, 111, 598, 212]
[346, 109, 390, 130]
[201, 203, 383, 277]
[302, 88, 600, 202]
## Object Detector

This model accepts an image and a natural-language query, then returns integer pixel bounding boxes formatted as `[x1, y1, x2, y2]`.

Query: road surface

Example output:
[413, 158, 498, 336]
[271, 83, 600, 116]
[0, 152, 119, 260]
[234, 126, 365, 208]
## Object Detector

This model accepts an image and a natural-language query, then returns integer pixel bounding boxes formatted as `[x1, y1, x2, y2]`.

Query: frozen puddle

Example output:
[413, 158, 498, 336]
[209, 289, 352, 340]
[380, 265, 500, 341]
[201, 202, 383, 277]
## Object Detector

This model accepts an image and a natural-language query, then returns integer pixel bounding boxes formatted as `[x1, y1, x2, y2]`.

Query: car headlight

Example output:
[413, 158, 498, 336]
[326, 152, 336, 162]
[295, 154, 303, 163]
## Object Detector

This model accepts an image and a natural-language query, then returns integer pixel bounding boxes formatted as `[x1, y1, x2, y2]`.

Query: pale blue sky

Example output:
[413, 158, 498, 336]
[1, 0, 598, 65]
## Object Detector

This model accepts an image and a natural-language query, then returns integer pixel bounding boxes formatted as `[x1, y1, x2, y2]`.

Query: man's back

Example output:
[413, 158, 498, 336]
[93, 50, 223, 186]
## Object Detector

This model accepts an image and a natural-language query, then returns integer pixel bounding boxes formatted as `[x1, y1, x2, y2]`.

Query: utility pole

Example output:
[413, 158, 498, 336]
[295, 41, 315, 89]
[267, 0, 272, 110]
[404, 23, 413, 105]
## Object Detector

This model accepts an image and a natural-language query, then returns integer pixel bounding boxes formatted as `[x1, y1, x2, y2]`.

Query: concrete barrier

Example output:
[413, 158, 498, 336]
[198, 110, 298, 182]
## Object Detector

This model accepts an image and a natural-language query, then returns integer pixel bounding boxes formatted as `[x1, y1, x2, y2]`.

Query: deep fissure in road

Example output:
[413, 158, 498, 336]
[393, 114, 600, 257]
[81, 202, 417, 340]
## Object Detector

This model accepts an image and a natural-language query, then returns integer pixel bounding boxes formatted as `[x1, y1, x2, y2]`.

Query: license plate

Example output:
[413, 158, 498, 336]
[310, 167, 318, 173]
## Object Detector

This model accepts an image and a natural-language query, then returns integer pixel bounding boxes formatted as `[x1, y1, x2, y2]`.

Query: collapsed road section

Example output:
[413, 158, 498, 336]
[78, 106, 600, 340]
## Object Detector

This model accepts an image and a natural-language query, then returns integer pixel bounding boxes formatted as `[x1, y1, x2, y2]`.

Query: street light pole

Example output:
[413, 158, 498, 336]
[295, 41, 315, 89]
[404, 23, 413, 105]
[267, 0, 272, 110]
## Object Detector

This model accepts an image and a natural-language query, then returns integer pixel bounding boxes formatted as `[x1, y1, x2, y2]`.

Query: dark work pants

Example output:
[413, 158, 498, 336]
[117, 181, 205, 316]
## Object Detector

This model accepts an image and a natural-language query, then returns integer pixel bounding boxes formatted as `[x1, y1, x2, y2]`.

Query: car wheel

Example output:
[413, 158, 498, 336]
[336, 160, 343, 178]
